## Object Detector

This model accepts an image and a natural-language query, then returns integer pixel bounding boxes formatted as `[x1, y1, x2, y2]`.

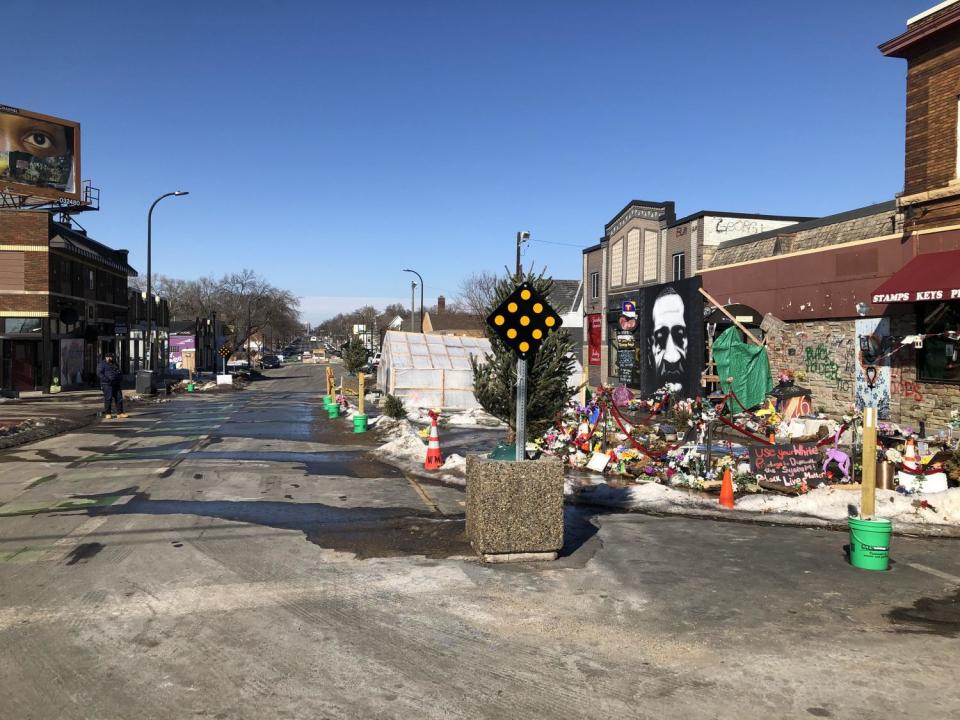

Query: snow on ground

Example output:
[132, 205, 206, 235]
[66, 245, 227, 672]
[570, 480, 960, 536]
[372, 417, 467, 485]
[404, 407, 503, 428]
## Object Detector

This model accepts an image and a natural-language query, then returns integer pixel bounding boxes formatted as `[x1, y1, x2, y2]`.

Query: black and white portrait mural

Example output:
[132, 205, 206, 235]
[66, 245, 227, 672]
[639, 277, 704, 397]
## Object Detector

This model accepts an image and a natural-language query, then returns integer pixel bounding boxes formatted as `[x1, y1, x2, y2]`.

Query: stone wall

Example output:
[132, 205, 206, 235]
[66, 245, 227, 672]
[709, 204, 899, 267]
[760, 313, 958, 430]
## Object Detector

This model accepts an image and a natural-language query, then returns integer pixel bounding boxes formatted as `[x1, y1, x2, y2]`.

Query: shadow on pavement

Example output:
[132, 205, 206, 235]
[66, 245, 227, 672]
[61, 490, 603, 563]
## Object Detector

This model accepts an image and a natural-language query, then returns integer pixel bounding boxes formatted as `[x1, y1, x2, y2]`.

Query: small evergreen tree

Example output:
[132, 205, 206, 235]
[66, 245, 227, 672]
[471, 268, 577, 441]
[342, 337, 369, 375]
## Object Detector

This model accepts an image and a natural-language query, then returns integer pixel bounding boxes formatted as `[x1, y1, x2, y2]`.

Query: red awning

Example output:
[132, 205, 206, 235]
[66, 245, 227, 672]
[871, 250, 960, 303]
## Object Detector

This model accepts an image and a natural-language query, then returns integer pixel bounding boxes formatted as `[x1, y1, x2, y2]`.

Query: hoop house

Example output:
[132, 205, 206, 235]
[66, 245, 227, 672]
[377, 331, 489, 409]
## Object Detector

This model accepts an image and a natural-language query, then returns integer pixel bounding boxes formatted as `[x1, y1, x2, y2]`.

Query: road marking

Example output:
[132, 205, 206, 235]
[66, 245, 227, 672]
[905, 562, 960, 585]
[405, 474, 442, 515]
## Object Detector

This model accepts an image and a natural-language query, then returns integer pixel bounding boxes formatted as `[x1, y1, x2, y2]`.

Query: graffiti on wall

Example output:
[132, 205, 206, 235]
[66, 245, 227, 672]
[890, 368, 924, 403]
[803, 336, 856, 393]
[854, 318, 891, 419]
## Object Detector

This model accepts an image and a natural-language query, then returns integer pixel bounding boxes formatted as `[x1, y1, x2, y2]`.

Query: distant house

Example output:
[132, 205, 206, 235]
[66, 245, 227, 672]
[547, 279, 584, 354]
[422, 297, 485, 337]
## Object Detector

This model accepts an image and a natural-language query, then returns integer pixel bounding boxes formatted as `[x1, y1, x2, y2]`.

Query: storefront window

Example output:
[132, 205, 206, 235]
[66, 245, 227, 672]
[918, 301, 960, 384]
[2, 318, 42, 334]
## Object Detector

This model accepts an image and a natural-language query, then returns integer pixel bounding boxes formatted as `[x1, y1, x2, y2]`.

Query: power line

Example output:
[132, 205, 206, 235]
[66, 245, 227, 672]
[529, 238, 584, 248]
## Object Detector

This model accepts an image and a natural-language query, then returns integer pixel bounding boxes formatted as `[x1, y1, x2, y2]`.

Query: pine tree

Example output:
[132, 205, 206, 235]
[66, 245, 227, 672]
[342, 336, 369, 375]
[471, 269, 577, 441]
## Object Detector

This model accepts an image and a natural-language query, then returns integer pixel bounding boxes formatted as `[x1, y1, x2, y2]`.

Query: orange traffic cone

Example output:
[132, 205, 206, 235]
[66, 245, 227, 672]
[424, 410, 443, 471]
[903, 437, 919, 473]
[719, 467, 735, 509]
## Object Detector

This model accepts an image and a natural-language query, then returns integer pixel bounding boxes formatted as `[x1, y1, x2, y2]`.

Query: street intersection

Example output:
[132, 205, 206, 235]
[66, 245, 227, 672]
[1, 363, 958, 719]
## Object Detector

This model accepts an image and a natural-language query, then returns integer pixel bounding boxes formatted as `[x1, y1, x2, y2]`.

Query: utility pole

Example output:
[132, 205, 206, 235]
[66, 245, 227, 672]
[410, 281, 417, 332]
[516, 231, 530, 279]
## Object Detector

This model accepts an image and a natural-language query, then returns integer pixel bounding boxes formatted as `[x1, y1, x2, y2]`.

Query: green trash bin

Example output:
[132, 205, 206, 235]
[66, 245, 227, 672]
[353, 414, 368, 433]
[327, 404, 340, 419]
[488, 442, 517, 461]
[187, 383, 195, 393]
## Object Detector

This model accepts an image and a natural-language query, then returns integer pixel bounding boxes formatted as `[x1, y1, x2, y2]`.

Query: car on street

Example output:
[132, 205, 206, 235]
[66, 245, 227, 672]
[260, 354, 281, 369]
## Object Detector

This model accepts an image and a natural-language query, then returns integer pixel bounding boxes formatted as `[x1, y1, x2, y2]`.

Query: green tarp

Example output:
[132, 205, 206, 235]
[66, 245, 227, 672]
[712, 326, 773, 413]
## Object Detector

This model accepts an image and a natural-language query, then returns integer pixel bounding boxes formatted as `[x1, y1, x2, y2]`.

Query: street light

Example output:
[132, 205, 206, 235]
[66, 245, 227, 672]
[403, 268, 424, 333]
[145, 191, 189, 373]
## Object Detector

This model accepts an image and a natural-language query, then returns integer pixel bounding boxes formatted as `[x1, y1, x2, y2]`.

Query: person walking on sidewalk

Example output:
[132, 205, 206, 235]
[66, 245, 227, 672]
[96, 353, 127, 419]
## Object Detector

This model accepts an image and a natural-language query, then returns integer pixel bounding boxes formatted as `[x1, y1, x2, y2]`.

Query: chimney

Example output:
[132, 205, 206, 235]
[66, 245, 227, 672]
[437, 295, 445, 314]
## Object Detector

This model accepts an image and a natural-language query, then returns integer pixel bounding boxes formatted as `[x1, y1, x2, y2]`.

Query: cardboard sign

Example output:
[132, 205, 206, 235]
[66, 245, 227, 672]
[617, 348, 634, 384]
[749, 443, 825, 488]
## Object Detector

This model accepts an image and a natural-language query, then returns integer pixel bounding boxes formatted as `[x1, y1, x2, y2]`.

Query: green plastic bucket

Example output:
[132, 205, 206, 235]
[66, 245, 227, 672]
[322, 395, 334, 406]
[327, 404, 339, 419]
[848, 517, 892, 571]
[187, 383, 195, 393]
[353, 414, 367, 433]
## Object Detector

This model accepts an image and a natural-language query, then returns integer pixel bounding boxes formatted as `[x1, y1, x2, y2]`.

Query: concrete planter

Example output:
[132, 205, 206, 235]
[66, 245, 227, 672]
[465, 455, 564, 562]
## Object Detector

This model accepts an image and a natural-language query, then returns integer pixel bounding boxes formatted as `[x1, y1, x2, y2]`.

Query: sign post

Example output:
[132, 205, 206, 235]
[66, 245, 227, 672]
[861, 407, 878, 518]
[486, 282, 563, 462]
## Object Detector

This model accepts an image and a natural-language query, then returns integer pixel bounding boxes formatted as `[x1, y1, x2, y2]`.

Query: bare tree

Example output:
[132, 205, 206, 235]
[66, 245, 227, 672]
[457, 270, 499, 320]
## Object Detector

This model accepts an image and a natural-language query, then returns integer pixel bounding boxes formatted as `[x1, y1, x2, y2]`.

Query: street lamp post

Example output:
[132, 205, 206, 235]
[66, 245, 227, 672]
[145, 191, 189, 373]
[403, 268, 424, 333]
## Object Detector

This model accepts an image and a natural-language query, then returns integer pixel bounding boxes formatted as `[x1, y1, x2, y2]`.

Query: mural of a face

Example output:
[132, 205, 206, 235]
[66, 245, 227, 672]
[649, 287, 687, 385]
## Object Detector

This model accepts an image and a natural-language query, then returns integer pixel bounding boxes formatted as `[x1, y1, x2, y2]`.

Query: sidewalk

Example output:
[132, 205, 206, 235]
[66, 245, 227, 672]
[0, 388, 145, 450]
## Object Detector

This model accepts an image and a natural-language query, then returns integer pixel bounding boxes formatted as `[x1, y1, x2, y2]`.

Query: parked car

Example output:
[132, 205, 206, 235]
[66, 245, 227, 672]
[260, 354, 281, 369]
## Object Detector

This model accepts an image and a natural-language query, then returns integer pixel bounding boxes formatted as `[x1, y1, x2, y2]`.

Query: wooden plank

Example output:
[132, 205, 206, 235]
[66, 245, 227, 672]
[698, 287, 763, 346]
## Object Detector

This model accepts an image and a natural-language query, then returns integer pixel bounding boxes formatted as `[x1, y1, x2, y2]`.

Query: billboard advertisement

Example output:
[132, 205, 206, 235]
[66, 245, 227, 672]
[0, 105, 80, 201]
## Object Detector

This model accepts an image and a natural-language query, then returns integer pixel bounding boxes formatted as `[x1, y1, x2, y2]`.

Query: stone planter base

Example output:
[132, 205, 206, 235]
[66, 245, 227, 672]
[466, 455, 564, 562]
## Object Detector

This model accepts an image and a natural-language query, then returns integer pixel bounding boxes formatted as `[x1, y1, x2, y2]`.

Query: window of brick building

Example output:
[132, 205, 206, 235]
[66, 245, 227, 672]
[590, 272, 600, 299]
[673, 252, 686, 281]
[918, 301, 960, 384]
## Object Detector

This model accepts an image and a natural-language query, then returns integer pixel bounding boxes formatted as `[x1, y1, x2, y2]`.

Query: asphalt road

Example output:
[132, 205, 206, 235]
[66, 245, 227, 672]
[1, 362, 959, 719]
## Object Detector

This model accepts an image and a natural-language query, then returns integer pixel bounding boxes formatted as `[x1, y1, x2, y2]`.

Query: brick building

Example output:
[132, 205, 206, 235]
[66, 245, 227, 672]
[582, 201, 808, 388]
[0, 209, 159, 394]
[696, 1, 960, 429]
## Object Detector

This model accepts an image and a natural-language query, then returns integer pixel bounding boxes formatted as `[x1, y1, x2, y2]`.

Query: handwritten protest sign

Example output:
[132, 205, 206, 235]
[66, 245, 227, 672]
[749, 443, 826, 489]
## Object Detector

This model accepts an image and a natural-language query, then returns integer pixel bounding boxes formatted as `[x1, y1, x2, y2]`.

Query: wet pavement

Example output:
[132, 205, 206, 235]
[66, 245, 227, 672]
[1, 362, 960, 719]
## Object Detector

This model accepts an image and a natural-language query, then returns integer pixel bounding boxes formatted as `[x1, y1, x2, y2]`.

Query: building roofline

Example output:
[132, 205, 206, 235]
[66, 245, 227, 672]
[880, 2, 960, 57]
[604, 199, 675, 230]
[669, 209, 816, 228]
[582, 242, 602, 254]
[714, 200, 897, 250]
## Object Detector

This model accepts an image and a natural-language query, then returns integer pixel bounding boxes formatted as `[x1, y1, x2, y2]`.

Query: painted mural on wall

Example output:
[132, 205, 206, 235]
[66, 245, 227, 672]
[608, 278, 705, 398]
[854, 317, 891, 419]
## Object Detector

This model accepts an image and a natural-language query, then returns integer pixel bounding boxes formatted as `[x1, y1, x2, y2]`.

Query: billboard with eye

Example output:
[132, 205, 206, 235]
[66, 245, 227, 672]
[0, 105, 80, 202]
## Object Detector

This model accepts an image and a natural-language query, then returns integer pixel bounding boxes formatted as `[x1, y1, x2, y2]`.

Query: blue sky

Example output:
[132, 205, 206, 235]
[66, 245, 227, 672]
[4, 0, 931, 323]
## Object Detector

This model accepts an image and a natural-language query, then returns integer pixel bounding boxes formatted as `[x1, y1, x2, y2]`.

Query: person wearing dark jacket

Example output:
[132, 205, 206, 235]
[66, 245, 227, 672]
[96, 353, 126, 419]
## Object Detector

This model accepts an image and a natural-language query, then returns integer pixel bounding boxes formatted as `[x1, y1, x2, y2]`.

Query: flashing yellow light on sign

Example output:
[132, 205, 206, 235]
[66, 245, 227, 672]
[494, 315, 505, 325]
[533, 303, 543, 313]
[532, 328, 542, 340]
[545, 316, 556, 327]
[507, 302, 518, 313]
[507, 328, 517, 339]
[520, 316, 530, 326]
[519, 341, 529, 352]
[520, 289, 531, 300]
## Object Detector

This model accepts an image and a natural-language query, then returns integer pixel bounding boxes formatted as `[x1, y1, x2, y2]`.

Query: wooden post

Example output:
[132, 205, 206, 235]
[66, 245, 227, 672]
[359, 372, 365, 415]
[698, 287, 763, 346]
[861, 407, 877, 519]
[326, 366, 334, 397]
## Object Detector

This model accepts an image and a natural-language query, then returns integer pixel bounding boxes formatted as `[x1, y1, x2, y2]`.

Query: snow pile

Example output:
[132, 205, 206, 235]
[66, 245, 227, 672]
[378, 427, 427, 463]
[404, 407, 503, 428]
[570, 480, 960, 535]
